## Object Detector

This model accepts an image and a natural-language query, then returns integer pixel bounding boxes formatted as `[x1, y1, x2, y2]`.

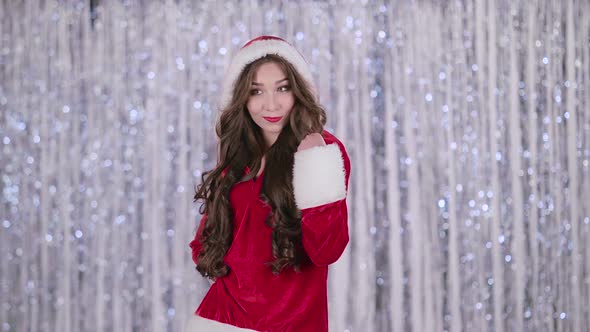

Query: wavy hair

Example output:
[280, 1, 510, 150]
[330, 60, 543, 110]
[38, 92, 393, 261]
[193, 54, 326, 278]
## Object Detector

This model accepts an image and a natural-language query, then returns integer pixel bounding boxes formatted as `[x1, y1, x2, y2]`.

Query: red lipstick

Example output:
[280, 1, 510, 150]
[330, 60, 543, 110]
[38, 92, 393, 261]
[263, 116, 282, 123]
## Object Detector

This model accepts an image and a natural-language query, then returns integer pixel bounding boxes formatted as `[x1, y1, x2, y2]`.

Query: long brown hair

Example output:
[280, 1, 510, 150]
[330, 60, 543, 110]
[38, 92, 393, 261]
[193, 54, 326, 278]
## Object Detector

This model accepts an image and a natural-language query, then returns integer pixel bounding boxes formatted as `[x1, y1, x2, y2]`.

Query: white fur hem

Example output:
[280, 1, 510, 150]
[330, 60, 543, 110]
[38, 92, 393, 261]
[293, 143, 347, 210]
[183, 314, 259, 332]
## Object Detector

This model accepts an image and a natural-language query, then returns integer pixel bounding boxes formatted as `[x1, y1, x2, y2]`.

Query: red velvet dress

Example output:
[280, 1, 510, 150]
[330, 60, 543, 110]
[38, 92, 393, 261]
[189, 131, 351, 332]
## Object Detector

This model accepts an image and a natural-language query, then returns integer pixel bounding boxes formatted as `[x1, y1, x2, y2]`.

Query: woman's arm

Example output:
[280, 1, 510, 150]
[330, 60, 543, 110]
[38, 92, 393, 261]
[293, 138, 351, 266]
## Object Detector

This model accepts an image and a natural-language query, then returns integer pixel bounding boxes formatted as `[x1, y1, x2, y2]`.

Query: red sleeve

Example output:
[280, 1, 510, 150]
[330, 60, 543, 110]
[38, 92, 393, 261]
[293, 140, 351, 266]
[300, 197, 349, 266]
[189, 214, 207, 266]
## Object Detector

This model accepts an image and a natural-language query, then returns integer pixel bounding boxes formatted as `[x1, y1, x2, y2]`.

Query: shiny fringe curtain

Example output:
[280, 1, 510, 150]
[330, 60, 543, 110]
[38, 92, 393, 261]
[1, 0, 589, 331]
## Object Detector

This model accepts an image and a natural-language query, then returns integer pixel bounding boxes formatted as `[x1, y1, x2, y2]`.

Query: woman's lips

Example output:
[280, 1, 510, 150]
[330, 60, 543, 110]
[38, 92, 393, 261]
[263, 116, 282, 123]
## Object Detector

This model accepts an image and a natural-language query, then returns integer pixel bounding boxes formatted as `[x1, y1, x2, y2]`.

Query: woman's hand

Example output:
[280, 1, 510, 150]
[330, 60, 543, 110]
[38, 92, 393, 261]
[297, 133, 326, 152]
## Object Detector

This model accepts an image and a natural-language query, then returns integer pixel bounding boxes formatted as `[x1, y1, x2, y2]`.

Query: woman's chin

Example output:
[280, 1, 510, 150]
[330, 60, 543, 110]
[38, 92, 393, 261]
[262, 125, 284, 135]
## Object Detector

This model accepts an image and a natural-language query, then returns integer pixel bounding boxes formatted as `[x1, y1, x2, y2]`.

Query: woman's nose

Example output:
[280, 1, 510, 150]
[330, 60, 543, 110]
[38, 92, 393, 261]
[263, 93, 278, 111]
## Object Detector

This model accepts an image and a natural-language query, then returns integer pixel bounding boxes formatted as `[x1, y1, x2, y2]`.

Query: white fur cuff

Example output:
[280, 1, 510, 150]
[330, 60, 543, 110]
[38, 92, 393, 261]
[293, 143, 347, 210]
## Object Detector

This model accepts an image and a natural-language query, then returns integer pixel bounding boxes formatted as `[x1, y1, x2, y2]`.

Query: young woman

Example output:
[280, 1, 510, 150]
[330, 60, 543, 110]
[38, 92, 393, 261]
[185, 35, 351, 332]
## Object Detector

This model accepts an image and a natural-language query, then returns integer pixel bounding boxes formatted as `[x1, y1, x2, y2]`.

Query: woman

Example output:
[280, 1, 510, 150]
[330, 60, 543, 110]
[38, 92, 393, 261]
[185, 35, 351, 332]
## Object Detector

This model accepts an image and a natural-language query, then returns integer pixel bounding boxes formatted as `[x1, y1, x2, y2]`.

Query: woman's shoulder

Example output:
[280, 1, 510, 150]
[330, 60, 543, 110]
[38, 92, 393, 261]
[320, 129, 338, 143]
[321, 130, 347, 153]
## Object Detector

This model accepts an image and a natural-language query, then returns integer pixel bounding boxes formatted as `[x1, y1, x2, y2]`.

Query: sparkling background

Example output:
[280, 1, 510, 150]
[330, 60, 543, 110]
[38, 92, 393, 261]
[1, 0, 589, 331]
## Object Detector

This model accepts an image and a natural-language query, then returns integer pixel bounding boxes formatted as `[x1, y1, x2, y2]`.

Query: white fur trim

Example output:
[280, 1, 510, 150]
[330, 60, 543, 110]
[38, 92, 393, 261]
[293, 143, 347, 210]
[183, 314, 259, 332]
[219, 39, 316, 110]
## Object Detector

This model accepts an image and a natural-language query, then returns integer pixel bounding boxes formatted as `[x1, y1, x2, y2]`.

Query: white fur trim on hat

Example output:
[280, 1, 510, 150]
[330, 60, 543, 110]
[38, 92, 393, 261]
[293, 143, 347, 210]
[219, 37, 316, 110]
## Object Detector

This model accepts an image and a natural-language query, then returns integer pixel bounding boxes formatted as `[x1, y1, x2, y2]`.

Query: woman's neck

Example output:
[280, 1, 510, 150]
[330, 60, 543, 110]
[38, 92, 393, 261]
[256, 156, 265, 178]
[264, 132, 279, 148]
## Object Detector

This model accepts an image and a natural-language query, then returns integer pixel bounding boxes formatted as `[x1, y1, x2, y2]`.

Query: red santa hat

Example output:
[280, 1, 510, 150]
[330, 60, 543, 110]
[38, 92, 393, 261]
[219, 35, 316, 110]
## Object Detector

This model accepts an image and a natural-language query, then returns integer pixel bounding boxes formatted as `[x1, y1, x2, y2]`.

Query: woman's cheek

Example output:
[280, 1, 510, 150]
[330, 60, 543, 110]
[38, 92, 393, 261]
[278, 94, 294, 111]
[246, 99, 256, 113]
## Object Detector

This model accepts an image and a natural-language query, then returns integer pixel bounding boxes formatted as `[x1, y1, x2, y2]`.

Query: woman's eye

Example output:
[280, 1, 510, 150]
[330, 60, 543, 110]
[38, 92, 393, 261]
[250, 89, 262, 96]
[278, 85, 291, 92]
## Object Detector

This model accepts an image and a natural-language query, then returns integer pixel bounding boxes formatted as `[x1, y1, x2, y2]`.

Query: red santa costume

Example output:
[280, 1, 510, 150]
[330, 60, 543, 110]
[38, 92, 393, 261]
[185, 36, 351, 332]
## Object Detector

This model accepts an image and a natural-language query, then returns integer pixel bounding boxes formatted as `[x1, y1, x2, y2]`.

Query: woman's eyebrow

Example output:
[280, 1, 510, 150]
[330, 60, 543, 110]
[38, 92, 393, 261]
[251, 78, 288, 86]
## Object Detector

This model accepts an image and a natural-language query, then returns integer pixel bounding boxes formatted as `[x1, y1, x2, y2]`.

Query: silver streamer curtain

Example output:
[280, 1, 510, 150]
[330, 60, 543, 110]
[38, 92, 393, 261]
[1, 0, 589, 331]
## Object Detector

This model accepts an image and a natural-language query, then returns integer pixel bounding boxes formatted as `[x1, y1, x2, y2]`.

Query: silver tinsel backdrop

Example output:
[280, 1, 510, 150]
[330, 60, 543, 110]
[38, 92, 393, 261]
[1, 0, 589, 331]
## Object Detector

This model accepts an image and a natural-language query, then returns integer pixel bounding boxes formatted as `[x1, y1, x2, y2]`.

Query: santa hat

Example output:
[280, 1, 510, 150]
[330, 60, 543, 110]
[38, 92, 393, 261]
[219, 35, 316, 110]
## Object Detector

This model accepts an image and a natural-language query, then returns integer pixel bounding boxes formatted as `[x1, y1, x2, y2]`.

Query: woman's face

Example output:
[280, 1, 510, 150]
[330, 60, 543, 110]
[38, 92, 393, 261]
[246, 61, 295, 146]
